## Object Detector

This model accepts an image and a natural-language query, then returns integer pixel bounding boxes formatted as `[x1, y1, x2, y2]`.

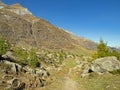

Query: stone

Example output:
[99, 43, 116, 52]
[23, 66, 36, 74]
[2, 51, 17, 62]
[91, 56, 120, 74]
[7, 78, 25, 90]
[3, 60, 22, 74]
[35, 67, 50, 79]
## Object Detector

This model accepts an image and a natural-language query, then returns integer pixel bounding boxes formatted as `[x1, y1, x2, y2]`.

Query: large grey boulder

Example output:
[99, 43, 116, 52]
[91, 56, 120, 74]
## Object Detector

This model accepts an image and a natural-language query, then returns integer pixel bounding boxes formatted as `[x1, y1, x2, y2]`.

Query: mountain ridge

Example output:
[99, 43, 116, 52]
[0, 2, 97, 55]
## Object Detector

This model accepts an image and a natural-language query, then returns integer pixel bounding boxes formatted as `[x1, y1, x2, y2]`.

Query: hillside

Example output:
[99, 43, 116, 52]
[0, 2, 97, 55]
[0, 2, 120, 90]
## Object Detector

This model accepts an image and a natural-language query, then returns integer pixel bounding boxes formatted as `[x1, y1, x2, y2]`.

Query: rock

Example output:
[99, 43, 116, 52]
[0, 80, 4, 85]
[7, 78, 25, 90]
[23, 66, 36, 74]
[35, 67, 50, 79]
[80, 62, 91, 77]
[72, 59, 91, 77]
[2, 51, 17, 62]
[39, 78, 46, 87]
[23, 66, 50, 88]
[2, 75, 14, 80]
[1, 75, 25, 90]
[3, 60, 22, 74]
[91, 56, 120, 74]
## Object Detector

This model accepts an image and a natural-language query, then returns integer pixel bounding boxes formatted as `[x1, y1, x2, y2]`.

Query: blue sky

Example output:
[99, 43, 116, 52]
[2, 0, 120, 47]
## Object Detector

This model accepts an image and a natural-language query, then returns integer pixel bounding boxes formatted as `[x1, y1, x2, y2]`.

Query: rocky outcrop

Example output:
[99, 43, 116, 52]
[7, 3, 32, 15]
[91, 56, 120, 74]
[0, 75, 25, 90]
[72, 56, 92, 77]
[23, 66, 50, 88]
[0, 2, 32, 15]
[6, 77, 25, 90]
[3, 60, 22, 74]
[0, 53, 50, 89]
[2, 51, 19, 62]
[71, 56, 120, 77]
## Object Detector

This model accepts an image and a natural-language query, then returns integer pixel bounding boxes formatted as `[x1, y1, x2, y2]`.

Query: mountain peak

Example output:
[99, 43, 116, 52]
[0, 1, 6, 9]
[8, 3, 32, 15]
[0, 2, 32, 15]
[10, 3, 23, 8]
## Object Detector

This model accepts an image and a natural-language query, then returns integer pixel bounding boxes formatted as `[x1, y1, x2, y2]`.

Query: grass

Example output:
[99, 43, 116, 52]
[42, 57, 120, 90]
[109, 69, 120, 75]
[76, 73, 120, 90]
[65, 46, 94, 56]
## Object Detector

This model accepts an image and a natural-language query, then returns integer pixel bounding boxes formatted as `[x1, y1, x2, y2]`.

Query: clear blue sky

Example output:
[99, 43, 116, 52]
[2, 0, 120, 47]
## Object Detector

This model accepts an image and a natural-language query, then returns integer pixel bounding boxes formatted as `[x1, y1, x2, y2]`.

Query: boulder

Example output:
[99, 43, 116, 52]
[35, 67, 50, 79]
[2, 51, 17, 62]
[91, 56, 120, 74]
[3, 60, 22, 74]
[7, 78, 25, 90]
[1, 75, 25, 90]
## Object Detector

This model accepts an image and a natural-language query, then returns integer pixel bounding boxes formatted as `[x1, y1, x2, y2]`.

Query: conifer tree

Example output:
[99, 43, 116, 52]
[97, 39, 110, 58]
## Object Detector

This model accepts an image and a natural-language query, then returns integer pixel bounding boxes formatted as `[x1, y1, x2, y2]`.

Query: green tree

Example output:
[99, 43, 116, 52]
[97, 39, 110, 58]
[112, 50, 120, 60]
[0, 38, 9, 55]
[92, 39, 120, 61]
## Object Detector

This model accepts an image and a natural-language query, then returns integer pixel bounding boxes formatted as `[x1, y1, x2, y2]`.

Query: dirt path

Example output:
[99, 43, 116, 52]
[64, 76, 78, 90]
[64, 67, 78, 90]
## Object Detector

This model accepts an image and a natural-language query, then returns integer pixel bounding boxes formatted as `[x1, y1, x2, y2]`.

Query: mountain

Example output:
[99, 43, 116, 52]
[112, 47, 120, 52]
[1, 2, 120, 90]
[0, 2, 97, 55]
[116, 47, 120, 50]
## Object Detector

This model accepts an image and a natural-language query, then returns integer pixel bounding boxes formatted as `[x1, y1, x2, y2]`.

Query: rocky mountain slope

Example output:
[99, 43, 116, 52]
[0, 2, 97, 54]
[0, 2, 120, 90]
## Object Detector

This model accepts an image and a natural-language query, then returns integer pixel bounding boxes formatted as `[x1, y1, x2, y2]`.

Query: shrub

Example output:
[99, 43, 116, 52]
[13, 47, 28, 64]
[28, 48, 40, 67]
[109, 69, 120, 75]
[111, 50, 120, 60]
[13, 47, 40, 67]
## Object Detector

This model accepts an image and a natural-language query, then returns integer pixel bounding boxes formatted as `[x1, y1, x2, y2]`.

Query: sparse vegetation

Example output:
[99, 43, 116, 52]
[28, 48, 40, 67]
[13, 47, 40, 67]
[13, 47, 67, 67]
[0, 38, 10, 55]
[13, 47, 28, 64]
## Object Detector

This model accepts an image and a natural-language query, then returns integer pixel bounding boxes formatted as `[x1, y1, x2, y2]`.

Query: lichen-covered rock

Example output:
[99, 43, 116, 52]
[91, 56, 120, 74]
